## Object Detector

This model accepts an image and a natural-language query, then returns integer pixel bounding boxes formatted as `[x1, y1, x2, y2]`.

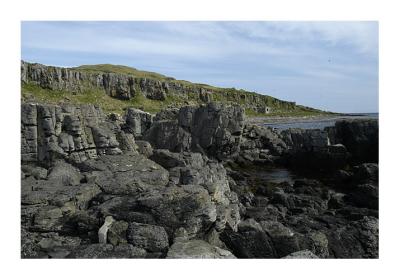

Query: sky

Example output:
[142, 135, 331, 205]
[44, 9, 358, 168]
[21, 21, 378, 113]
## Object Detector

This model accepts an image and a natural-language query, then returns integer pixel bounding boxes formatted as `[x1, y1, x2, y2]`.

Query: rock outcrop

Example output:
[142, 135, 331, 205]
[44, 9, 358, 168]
[21, 102, 244, 258]
[144, 103, 244, 160]
[22, 61, 304, 110]
[21, 101, 379, 259]
[330, 119, 379, 163]
[21, 103, 136, 166]
[122, 108, 154, 137]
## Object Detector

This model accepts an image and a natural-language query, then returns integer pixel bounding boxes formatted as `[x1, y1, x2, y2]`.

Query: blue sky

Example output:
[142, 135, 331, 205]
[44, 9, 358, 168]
[21, 21, 378, 113]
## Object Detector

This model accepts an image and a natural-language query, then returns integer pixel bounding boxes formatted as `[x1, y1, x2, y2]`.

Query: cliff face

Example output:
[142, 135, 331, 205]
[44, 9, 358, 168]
[144, 103, 245, 160]
[22, 61, 138, 100]
[21, 102, 244, 259]
[21, 61, 308, 113]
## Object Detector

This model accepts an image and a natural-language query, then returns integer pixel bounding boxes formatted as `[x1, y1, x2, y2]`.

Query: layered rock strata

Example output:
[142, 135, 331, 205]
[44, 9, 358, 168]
[21, 102, 379, 258]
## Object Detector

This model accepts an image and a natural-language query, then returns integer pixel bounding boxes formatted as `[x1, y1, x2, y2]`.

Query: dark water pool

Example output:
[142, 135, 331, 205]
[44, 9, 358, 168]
[259, 167, 297, 184]
[236, 165, 298, 185]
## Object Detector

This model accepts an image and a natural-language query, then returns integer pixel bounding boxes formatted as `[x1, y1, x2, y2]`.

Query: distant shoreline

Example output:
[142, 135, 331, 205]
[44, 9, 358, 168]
[246, 113, 378, 125]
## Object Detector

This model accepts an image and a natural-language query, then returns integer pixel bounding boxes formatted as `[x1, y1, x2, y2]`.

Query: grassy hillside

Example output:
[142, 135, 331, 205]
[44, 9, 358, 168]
[21, 83, 185, 114]
[22, 62, 333, 117]
[75, 64, 175, 82]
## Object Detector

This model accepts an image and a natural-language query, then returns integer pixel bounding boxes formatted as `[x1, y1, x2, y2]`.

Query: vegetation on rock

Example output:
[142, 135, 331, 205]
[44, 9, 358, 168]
[21, 61, 333, 116]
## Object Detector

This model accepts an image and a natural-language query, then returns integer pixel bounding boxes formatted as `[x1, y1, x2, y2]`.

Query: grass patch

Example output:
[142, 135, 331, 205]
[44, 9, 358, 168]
[22, 82, 334, 118]
[22, 83, 200, 115]
[74, 64, 172, 81]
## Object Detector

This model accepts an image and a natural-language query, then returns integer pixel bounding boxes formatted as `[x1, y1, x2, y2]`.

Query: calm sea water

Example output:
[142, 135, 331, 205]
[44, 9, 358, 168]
[264, 113, 378, 130]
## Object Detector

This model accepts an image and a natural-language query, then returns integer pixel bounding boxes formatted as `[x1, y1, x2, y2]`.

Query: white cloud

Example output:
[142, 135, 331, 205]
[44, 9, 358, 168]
[224, 21, 378, 54]
[22, 21, 298, 60]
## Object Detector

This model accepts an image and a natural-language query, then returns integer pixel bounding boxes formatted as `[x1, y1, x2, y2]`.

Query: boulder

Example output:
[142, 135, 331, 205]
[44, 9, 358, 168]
[145, 103, 244, 160]
[32, 206, 64, 232]
[346, 183, 378, 210]
[137, 184, 218, 238]
[91, 126, 122, 155]
[21, 165, 48, 180]
[281, 128, 349, 171]
[167, 240, 236, 259]
[308, 231, 329, 258]
[220, 219, 276, 258]
[123, 108, 154, 137]
[353, 163, 378, 183]
[260, 220, 300, 257]
[47, 160, 82, 186]
[69, 244, 147, 258]
[98, 216, 115, 244]
[327, 216, 378, 258]
[148, 150, 240, 232]
[107, 220, 129, 246]
[135, 140, 153, 157]
[240, 124, 287, 156]
[144, 120, 192, 152]
[126, 222, 169, 253]
[79, 153, 169, 195]
[282, 250, 319, 259]
[21, 230, 82, 258]
[333, 119, 378, 163]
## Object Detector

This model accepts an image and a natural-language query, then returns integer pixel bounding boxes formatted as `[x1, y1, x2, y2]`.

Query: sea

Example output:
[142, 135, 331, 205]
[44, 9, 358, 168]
[263, 113, 378, 130]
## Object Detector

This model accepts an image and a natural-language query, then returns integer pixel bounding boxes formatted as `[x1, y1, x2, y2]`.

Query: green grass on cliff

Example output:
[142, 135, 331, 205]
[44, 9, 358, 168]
[21, 83, 197, 114]
[22, 62, 334, 117]
[22, 82, 331, 117]
[74, 64, 219, 90]
[74, 64, 175, 81]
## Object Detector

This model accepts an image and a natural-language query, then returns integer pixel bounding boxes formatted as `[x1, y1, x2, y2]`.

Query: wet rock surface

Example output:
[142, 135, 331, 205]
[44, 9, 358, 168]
[21, 102, 378, 258]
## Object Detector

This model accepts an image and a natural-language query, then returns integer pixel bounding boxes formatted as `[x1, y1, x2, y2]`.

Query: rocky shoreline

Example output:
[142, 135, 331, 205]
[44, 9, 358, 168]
[21, 102, 378, 258]
[246, 113, 377, 126]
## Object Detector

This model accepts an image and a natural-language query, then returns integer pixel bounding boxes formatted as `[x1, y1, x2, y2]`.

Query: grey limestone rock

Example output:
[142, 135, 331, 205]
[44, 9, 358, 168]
[220, 219, 276, 258]
[79, 153, 169, 195]
[98, 216, 115, 244]
[144, 103, 245, 160]
[139, 78, 167, 100]
[282, 250, 319, 259]
[333, 119, 378, 163]
[260, 220, 300, 258]
[69, 243, 147, 258]
[149, 149, 240, 232]
[47, 160, 82, 186]
[21, 102, 135, 166]
[126, 222, 169, 253]
[327, 216, 378, 258]
[135, 140, 153, 157]
[107, 220, 129, 246]
[167, 239, 236, 259]
[136, 184, 218, 238]
[123, 108, 154, 137]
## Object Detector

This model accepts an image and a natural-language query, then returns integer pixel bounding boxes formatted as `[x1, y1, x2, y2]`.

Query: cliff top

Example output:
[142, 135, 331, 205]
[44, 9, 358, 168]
[21, 61, 332, 117]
